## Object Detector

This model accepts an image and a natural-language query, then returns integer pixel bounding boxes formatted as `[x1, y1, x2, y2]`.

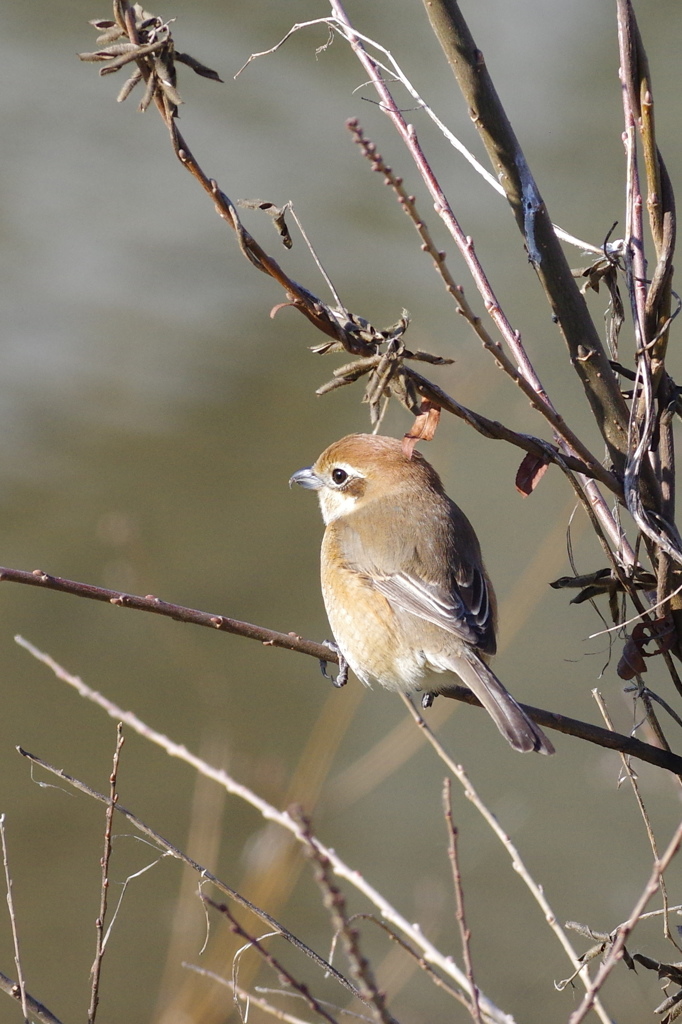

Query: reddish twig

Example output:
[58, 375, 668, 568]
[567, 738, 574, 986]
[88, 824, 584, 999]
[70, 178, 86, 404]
[0, 566, 335, 662]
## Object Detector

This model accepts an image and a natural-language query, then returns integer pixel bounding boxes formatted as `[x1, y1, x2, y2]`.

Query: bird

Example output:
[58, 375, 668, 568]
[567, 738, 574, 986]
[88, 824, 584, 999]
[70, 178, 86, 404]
[290, 433, 554, 755]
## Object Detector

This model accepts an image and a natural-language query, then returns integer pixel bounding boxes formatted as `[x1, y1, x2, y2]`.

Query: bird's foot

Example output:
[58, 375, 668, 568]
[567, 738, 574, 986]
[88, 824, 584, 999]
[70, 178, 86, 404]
[421, 692, 437, 709]
[319, 641, 349, 689]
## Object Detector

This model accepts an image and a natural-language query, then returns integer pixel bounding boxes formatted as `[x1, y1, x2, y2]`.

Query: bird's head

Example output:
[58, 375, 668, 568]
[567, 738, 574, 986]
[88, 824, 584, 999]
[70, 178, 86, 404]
[289, 434, 443, 525]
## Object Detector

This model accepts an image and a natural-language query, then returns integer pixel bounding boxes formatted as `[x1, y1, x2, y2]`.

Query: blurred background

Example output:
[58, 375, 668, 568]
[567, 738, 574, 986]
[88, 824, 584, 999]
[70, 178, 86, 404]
[2, 1, 682, 1021]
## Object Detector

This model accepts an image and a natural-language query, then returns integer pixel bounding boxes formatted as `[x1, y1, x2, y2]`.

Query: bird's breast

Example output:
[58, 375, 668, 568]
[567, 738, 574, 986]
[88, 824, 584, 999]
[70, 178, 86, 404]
[321, 528, 436, 692]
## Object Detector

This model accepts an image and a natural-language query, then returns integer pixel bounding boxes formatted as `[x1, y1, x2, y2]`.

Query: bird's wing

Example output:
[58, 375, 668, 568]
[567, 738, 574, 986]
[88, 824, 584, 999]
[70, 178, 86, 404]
[334, 504, 495, 652]
[369, 571, 484, 646]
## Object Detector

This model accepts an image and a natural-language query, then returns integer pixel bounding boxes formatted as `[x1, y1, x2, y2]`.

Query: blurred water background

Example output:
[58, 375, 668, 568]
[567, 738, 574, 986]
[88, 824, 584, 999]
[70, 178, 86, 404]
[1, 1, 682, 1022]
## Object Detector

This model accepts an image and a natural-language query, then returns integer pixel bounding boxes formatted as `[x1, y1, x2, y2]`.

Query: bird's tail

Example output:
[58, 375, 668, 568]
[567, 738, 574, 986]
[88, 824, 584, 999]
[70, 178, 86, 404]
[442, 647, 554, 755]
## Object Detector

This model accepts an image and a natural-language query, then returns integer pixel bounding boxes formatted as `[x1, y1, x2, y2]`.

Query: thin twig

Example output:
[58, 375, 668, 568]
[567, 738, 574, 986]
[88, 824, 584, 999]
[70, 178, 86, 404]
[399, 696, 613, 1024]
[588, 579, 682, 637]
[404, 372, 621, 495]
[0, 970, 64, 1024]
[442, 780, 482, 1024]
[0, 815, 29, 1024]
[14, 643, 513, 1024]
[203, 896, 342, 1024]
[342, 914, 478, 1016]
[292, 807, 399, 1024]
[237, 16, 602, 256]
[0, 566, 336, 661]
[16, 747, 360, 1002]
[568, 816, 682, 1024]
[183, 963, 372, 1024]
[592, 690, 681, 952]
[88, 724, 125, 1024]
[82, 5, 389, 359]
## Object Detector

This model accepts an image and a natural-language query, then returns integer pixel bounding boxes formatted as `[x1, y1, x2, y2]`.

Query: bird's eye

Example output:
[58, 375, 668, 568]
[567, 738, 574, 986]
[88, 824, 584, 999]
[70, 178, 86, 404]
[331, 467, 348, 485]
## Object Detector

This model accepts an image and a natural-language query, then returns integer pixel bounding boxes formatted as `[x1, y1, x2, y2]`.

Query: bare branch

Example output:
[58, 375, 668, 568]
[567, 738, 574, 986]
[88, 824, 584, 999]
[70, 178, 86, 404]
[17, 628, 682, 774]
[0, 970, 64, 1024]
[14, 651, 514, 1024]
[419, 0, 630, 470]
[568, 817, 682, 1024]
[16, 746, 360, 1003]
[203, 896, 343, 1024]
[292, 807, 399, 1024]
[442, 781, 482, 1024]
[88, 724, 125, 1024]
[400, 696, 613, 1024]
[593, 691, 682, 951]
[0, 815, 29, 1023]
[0, 566, 335, 662]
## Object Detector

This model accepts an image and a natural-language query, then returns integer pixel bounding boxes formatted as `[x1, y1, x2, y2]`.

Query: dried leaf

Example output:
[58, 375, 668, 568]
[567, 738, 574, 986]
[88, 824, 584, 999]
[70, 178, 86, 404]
[310, 339, 344, 355]
[405, 349, 454, 365]
[238, 199, 292, 248]
[550, 568, 656, 597]
[402, 399, 440, 458]
[617, 637, 647, 680]
[175, 51, 223, 82]
[617, 619, 673, 680]
[515, 452, 550, 495]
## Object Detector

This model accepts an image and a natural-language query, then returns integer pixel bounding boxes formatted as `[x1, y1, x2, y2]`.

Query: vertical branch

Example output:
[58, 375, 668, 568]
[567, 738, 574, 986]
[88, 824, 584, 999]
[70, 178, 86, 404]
[616, 0, 676, 357]
[442, 781, 483, 1024]
[88, 724, 125, 1024]
[419, 0, 631, 471]
[0, 815, 29, 1023]
[616, 0, 682, 662]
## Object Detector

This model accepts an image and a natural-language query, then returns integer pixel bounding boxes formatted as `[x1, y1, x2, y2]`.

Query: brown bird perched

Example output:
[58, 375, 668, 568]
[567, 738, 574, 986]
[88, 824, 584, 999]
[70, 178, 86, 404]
[290, 434, 554, 755]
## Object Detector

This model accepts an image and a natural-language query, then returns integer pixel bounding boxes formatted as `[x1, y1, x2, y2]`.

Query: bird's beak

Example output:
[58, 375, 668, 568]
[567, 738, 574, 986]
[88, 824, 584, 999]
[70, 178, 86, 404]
[289, 466, 323, 490]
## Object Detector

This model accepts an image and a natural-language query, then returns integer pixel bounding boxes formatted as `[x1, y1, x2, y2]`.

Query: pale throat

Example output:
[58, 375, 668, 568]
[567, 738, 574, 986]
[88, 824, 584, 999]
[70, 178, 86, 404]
[318, 489, 360, 524]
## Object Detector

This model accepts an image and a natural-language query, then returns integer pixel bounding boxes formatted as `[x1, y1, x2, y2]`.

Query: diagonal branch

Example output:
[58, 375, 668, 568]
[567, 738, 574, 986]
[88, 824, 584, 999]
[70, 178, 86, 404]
[16, 746, 361, 1002]
[420, 0, 631, 470]
[0, 970, 64, 1024]
[568, 816, 682, 1024]
[16, 742, 509, 1023]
